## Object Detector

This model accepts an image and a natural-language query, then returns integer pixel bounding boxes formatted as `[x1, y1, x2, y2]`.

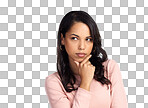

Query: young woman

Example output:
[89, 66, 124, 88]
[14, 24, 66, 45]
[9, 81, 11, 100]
[45, 10, 128, 108]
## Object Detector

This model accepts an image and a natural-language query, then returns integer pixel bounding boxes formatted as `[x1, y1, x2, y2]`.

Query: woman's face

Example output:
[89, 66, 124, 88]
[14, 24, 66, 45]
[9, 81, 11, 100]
[61, 22, 93, 63]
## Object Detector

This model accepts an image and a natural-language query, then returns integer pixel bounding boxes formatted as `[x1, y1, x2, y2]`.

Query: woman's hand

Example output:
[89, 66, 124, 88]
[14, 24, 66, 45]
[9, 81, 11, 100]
[74, 55, 95, 91]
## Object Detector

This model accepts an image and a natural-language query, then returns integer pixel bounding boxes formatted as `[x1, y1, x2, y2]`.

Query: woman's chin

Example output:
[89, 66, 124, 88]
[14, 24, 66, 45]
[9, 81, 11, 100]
[68, 55, 84, 63]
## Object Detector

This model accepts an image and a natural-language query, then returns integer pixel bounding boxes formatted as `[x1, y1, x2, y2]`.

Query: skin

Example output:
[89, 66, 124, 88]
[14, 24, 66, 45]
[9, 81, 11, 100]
[61, 22, 95, 91]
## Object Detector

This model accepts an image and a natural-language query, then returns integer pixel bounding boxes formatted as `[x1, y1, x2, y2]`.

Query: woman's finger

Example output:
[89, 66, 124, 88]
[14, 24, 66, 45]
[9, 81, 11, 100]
[85, 60, 91, 65]
[80, 55, 92, 66]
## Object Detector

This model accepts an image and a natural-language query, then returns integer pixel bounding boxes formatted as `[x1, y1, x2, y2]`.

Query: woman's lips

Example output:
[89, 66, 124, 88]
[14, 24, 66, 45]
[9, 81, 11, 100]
[76, 53, 86, 57]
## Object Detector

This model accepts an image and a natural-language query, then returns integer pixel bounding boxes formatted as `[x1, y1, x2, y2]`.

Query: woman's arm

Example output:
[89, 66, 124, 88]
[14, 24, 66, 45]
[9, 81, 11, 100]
[109, 60, 128, 108]
[45, 75, 92, 108]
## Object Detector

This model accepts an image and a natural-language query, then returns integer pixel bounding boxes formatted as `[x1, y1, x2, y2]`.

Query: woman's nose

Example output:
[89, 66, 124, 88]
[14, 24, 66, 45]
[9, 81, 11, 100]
[78, 41, 85, 50]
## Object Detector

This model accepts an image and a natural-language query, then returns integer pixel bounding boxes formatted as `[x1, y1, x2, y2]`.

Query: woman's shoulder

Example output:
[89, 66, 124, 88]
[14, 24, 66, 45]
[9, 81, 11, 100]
[45, 72, 61, 85]
[102, 59, 118, 68]
[45, 72, 67, 95]
[46, 72, 59, 78]
[102, 59, 119, 76]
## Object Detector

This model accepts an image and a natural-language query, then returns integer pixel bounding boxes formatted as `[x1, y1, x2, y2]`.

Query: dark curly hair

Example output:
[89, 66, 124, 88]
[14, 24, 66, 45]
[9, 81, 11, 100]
[57, 10, 111, 92]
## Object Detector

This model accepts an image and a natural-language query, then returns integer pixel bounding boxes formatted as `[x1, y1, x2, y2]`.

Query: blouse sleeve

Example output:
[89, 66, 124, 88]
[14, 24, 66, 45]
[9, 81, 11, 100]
[109, 60, 128, 108]
[45, 75, 92, 108]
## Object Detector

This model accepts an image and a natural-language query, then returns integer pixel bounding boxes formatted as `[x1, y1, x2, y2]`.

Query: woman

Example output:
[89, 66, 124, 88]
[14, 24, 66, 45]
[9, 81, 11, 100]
[45, 10, 128, 108]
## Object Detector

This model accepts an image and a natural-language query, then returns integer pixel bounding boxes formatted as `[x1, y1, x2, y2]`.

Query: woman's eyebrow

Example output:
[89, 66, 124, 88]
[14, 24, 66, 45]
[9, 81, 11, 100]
[69, 33, 92, 37]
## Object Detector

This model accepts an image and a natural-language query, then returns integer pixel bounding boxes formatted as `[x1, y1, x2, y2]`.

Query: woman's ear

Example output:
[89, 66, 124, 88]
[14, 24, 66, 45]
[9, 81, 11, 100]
[61, 33, 65, 45]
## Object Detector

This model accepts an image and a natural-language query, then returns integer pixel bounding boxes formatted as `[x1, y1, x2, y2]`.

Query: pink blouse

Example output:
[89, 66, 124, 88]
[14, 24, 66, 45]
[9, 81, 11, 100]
[45, 59, 128, 108]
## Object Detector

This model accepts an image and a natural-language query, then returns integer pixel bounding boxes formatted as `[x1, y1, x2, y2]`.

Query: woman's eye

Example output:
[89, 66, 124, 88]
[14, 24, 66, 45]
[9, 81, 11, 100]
[71, 37, 78, 40]
[71, 37, 92, 41]
[86, 38, 92, 41]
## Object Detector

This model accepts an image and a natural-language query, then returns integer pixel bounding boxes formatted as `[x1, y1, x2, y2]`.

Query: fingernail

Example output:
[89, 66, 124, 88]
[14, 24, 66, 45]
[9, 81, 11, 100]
[74, 61, 77, 63]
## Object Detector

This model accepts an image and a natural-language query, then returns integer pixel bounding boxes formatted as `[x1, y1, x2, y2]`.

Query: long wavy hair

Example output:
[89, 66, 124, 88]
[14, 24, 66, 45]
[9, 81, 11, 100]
[57, 10, 111, 92]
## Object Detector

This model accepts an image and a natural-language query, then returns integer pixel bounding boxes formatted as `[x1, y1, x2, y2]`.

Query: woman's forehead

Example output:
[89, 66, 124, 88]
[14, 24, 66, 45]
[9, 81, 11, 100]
[66, 22, 91, 36]
[68, 33, 92, 38]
